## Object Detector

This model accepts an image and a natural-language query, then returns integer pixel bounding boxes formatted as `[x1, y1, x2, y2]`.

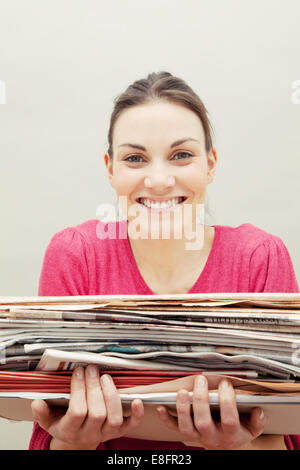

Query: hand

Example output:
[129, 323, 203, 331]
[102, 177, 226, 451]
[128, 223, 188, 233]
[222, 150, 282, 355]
[156, 375, 267, 450]
[31, 365, 144, 450]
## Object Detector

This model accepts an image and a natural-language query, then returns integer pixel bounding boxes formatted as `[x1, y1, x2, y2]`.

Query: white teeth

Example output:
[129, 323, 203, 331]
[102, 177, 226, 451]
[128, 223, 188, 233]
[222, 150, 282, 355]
[139, 197, 183, 209]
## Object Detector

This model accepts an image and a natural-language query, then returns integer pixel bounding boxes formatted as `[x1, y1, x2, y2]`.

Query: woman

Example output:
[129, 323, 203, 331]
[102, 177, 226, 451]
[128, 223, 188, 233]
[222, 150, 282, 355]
[29, 72, 299, 450]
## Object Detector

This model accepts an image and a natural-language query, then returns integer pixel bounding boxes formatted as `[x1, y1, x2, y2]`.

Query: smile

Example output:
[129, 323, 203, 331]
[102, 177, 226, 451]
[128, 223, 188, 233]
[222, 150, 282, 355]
[136, 196, 187, 211]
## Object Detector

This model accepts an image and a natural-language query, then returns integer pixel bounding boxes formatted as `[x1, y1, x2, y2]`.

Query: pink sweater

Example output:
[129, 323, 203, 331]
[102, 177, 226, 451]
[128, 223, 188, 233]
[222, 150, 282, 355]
[29, 220, 300, 450]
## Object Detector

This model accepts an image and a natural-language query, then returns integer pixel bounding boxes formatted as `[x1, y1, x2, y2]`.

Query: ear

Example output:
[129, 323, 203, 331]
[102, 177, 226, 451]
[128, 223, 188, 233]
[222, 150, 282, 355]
[206, 147, 217, 184]
[104, 153, 114, 186]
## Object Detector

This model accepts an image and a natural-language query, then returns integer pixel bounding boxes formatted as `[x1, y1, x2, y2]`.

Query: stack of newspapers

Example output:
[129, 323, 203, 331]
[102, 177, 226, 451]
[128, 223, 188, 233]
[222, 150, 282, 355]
[1, 293, 300, 434]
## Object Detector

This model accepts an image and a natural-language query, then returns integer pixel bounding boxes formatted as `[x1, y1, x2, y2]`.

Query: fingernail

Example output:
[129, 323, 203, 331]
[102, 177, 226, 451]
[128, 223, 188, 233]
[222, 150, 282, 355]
[196, 375, 207, 387]
[75, 367, 84, 379]
[101, 374, 111, 386]
[259, 409, 264, 420]
[220, 379, 231, 390]
[87, 365, 98, 377]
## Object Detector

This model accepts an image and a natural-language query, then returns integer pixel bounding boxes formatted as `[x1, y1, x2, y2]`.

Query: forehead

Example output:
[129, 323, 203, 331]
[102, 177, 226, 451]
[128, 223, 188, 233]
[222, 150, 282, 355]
[113, 101, 206, 147]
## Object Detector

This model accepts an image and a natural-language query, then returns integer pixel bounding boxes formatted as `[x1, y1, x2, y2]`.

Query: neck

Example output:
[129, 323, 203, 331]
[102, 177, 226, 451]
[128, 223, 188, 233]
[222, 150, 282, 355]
[127, 224, 213, 286]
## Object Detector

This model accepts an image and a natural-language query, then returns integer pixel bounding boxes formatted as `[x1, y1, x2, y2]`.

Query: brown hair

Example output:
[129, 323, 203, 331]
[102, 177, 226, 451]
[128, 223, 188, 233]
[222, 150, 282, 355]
[107, 71, 214, 159]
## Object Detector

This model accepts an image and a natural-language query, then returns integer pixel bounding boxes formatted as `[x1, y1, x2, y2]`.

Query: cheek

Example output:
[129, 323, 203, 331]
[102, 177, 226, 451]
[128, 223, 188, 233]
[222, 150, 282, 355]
[179, 165, 208, 192]
[111, 169, 142, 195]
[187, 173, 207, 190]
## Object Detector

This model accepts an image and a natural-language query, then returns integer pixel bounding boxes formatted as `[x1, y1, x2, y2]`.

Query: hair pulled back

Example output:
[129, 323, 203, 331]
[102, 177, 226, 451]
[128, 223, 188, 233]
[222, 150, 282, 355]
[107, 71, 214, 159]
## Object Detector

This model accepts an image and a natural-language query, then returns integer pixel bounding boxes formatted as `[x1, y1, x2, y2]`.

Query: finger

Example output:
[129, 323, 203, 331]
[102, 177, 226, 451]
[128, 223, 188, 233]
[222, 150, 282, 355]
[31, 399, 66, 431]
[100, 374, 123, 430]
[156, 405, 180, 432]
[247, 407, 267, 439]
[82, 365, 107, 434]
[59, 367, 87, 435]
[176, 390, 198, 439]
[31, 399, 51, 428]
[192, 375, 216, 439]
[182, 440, 204, 447]
[121, 399, 144, 434]
[218, 379, 240, 436]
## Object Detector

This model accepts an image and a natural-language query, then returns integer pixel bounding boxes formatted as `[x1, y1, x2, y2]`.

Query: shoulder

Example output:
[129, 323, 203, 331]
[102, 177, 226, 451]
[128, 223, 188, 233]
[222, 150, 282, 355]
[212, 223, 298, 292]
[39, 220, 107, 296]
[214, 223, 286, 254]
[55, 219, 99, 240]
[45, 219, 126, 252]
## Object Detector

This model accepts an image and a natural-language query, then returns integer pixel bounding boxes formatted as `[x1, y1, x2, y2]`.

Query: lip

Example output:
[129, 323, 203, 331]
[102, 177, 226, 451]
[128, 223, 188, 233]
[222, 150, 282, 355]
[136, 196, 187, 213]
[136, 196, 187, 202]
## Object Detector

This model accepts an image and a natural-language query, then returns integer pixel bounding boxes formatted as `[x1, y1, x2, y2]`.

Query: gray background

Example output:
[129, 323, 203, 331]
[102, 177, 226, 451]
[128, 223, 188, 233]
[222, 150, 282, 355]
[0, 0, 299, 449]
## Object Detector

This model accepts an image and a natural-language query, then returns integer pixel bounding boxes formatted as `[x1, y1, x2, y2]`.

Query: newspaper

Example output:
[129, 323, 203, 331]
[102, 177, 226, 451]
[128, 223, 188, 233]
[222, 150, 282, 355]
[1, 378, 300, 433]
[35, 348, 300, 379]
[36, 348, 195, 371]
[2, 293, 300, 432]
[2, 294, 300, 385]
[6, 309, 300, 333]
[2, 391, 300, 404]
[1, 292, 300, 308]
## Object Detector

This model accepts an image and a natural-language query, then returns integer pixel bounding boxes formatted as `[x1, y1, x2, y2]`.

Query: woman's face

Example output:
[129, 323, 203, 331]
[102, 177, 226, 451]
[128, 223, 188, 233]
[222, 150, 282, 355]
[104, 100, 217, 239]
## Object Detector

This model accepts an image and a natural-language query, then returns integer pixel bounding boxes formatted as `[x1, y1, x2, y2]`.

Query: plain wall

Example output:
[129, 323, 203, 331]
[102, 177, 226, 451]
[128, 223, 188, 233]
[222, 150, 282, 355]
[0, 0, 299, 449]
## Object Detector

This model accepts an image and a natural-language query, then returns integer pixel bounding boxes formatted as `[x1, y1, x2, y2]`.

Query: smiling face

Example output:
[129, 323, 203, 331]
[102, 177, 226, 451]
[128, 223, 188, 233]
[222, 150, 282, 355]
[104, 100, 217, 240]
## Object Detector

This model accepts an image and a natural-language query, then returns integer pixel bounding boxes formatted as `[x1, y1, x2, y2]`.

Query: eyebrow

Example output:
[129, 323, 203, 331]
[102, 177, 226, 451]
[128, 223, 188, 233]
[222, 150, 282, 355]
[118, 137, 200, 151]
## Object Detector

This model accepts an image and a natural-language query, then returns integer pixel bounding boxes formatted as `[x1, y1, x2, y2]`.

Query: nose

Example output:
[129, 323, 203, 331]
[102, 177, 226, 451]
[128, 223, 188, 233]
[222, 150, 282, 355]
[144, 169, 175, 191]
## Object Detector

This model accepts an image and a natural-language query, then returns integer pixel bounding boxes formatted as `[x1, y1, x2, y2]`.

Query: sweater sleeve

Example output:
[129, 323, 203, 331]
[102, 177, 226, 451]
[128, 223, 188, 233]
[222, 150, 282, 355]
[29, 228, 90, 450]
[249, 237, 299, 293]
[38, 227, 90, 296]
[28, 422, 53, 450]
[249, 236, 300, 449]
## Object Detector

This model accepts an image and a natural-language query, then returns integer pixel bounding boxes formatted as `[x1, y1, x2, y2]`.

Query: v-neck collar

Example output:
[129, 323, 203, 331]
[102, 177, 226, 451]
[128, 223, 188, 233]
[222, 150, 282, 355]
[124, 224, 219, 295]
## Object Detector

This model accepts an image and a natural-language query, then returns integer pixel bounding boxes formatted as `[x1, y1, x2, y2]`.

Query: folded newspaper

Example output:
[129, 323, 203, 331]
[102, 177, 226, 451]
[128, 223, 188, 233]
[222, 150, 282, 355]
[1, 293, 300, 433]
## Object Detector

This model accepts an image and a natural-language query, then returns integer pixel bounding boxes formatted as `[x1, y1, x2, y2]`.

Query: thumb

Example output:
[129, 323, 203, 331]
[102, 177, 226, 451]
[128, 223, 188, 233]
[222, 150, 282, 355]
[31, 399, 49, 421]
[248, 407, 267, 439]
[31, 399, 51, 426]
